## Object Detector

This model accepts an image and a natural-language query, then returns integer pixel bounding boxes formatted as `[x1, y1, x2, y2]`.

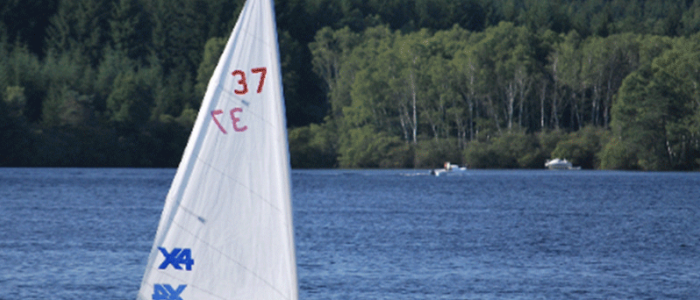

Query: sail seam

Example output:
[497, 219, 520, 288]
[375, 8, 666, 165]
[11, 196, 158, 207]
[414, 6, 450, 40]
[237, 1, 275, 52]
[167, 219, 293, 300]
[218, 86, 276, 128]
[139, 0, 297, 298]
[196, 156, 285, 214]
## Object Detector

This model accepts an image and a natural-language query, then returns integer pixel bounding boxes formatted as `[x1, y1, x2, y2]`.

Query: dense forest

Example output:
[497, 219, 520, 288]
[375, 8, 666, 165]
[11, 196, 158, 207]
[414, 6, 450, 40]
[1, 0, 699, 170]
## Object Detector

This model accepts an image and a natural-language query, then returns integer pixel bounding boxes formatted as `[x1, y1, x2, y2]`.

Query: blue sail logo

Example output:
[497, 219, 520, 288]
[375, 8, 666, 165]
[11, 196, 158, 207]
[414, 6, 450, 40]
[158, 247, 194, 270]
[152, 284, 186, 300]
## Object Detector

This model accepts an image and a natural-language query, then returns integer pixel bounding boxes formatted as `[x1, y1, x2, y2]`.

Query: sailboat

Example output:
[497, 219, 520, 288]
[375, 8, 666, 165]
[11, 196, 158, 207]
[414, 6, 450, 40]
[136, 0, 298, 299]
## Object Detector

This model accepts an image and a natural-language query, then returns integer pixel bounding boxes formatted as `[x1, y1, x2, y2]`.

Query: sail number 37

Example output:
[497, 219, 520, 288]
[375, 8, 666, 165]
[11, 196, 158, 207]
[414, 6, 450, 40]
[211, 67, 267, 134]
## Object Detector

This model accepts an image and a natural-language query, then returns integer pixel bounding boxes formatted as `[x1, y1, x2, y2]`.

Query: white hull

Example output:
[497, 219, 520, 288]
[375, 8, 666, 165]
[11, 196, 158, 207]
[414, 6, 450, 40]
[545, 158, 580, 170]
[431, 162, 467, 176]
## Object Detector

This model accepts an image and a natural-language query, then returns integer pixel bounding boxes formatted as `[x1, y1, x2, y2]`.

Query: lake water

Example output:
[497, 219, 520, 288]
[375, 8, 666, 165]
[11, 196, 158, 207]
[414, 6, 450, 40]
[1, 168, 698, 299]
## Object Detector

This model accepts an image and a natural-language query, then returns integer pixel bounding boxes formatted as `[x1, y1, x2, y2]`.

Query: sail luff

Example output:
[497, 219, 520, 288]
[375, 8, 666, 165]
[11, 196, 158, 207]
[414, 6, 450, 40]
[266, 0, 299, 292]
[137, 0, 297, 298]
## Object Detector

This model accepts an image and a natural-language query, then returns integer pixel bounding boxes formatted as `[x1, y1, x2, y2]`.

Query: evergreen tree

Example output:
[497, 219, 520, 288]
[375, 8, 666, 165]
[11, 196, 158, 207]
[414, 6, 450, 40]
[0, 0, 58, 56]
[603, 37, 700, 170]
[681, 1, 700, 36]
[7, 43, 43, 122]
[107, 71, 154, 125]
[150, 0, 207, 76]
[110, 0, 152, 63]
[46, 0, 112, 67]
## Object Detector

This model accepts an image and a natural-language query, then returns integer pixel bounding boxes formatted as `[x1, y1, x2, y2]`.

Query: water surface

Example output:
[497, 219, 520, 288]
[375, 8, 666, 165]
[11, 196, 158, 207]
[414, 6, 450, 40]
[1, 168, 698, 299]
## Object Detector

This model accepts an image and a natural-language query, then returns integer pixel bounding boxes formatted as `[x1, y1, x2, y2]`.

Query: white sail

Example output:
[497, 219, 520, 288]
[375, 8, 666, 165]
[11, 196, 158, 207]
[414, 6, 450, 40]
[137, 0, 297, 299]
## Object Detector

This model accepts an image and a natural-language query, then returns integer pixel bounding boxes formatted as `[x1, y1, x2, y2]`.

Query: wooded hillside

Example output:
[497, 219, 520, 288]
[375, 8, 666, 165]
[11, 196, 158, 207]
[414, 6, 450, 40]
[1, 0, 699, 169]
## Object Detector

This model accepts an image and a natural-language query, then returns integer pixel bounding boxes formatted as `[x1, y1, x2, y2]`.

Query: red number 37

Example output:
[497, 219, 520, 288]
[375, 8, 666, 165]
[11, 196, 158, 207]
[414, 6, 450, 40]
[211, 67, 267, 134]
[231, 67, 267, 95]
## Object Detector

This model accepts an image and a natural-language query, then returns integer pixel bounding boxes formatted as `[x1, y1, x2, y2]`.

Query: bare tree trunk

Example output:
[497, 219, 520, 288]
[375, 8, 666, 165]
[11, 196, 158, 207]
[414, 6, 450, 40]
[454, 112, 465, 148]
[552, 91, 560, 130]
[469, 100, 474, 141]
[516, 67, 531, 128]
[518, 89, 524, 127]
[540, 79, 547, 129]
[551, 55, 560, 130]
[399, 105, 409, 142]
[468, 61, 476, 141]
[487, 94, 501, 133]
[605, 76, 612, 128]
[410, 71, 418, 144]
[506, 81, 516, 130]
[592, 85, 599, 126]
[572, 92, 582, 130]
[451, 94, 467, 148]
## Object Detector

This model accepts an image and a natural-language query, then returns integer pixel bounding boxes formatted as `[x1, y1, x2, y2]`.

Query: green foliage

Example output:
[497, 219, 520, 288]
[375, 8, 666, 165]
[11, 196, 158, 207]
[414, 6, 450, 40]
[0, 98, 31, 166]
[414, 138, 462, 168]
[4, 86, 26, 118]
[6, 43, 43, 122]
[95, 48, 137, 108]
[42, 85, 95, 127]
[415, 0, 484, 30]
[46, 0, 112, 67]
[495, 130, 545, 168]
[310, 26, 362, 118]
[601, 37, 700, 170]
[464, 130, 546, 169]
[463, 140, 499, 169]
[0, 0, 57, 55]
[152, 0, 217, 84]
[551, 126, 609, 169]
[152, 71, 195, 122]
[174, 107, 198, 130]
[337, 124, 406, 168]
[681, 1, 700, 36]
[598, 136, 639, 170]
[32, 126, 124, 167]
[305, 19, 699, 170]
[288, 122, 338, 168]
[3, 0, 700, 168]
[195, 37, 227, 98]
[110, 0, 151, 62]
[135, 119, 191, 167]
[107, 71, 153, 125]
[537, 129, 566, 155]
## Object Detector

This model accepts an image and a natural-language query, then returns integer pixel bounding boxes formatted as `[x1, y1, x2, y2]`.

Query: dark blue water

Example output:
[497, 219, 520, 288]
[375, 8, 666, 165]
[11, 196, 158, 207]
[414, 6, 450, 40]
[1, 169, 699, 299]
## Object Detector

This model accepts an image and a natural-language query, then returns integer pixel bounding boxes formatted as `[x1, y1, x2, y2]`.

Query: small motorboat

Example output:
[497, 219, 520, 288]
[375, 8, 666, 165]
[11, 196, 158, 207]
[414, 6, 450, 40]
[430, 162, 467, 176]
[545, 158, 581, 170]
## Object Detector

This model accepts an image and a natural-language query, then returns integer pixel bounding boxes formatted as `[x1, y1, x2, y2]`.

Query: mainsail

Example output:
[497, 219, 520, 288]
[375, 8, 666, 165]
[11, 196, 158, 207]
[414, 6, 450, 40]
[137, 0, 298, 299]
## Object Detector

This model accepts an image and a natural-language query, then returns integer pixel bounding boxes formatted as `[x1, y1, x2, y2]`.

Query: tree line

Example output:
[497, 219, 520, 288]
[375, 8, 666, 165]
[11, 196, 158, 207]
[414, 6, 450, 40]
[293, 24, 699, 170]
[1, 0, 699, 169]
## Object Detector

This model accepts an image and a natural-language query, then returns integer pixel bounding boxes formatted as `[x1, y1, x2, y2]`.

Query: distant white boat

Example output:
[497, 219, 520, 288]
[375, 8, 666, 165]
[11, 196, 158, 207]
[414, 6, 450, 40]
[545, 158, 581, 170]
[430, 162, 467, 176]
